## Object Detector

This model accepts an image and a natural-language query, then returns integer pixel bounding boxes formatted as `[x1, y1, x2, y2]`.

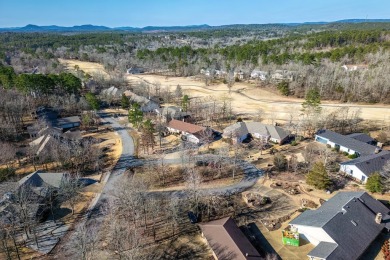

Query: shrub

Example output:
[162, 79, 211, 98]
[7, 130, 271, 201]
[291, 140, 297, 146]
[306, 162, 331, 190]
[0, 168, 15, 182]
[348, 153, 358, 159]
[343, 152, 349, 156]
[366, 173, 383, 193]
[273, 153, 287, 172]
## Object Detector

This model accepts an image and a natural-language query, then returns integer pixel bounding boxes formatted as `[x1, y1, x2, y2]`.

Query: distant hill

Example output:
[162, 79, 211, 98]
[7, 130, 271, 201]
[1, 19, 390, 33]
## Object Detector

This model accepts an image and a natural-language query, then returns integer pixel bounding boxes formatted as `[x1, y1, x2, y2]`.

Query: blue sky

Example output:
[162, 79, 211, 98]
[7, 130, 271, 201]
[0, 0, 389, 27]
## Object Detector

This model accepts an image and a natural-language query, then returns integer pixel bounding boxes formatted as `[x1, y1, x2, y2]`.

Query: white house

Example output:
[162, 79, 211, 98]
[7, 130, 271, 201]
[167, 119, 212, 144]
[271, 70, 295, 82]
[234, 70, 245, 80]
[200, 68, 211, 77]
[290, 191, 390, 260]
[339, 151, 390, 183]
[315, 129, 377, 157]
[250, 70, 269, 80]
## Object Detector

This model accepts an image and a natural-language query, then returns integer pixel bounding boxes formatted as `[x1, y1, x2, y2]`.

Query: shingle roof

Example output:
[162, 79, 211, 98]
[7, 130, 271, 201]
[223, 122, 290, 142]
[347, 133, 375, 144]
[199, 217, 261, 260]
[290, 192, 390, 260]
[101, 86, 124, 97]
[19, 171, 66, 190]
[340, 151, 390, 177]
[316, 129, 377, 155]
[307, 242, 338, 259]
[290, 191, 366, 227]
[167, 119, 205, 134]
[223, 122, 249, 138]
[56, 116, 81, 127]
[156, 106, 191, 119]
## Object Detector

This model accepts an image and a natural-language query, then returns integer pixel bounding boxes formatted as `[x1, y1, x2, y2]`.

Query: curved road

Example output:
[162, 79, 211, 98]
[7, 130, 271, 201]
[146, 155, 263, 197]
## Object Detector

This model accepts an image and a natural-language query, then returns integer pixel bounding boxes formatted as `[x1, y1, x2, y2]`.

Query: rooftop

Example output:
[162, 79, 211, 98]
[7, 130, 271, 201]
[199, 217, 261, 260]
[55, 116, 81, 126]
[290, 192, 390, 260]
[340, 151, 390, 177]
[316, 129, 377, 155]
[167, 119, 205, 134]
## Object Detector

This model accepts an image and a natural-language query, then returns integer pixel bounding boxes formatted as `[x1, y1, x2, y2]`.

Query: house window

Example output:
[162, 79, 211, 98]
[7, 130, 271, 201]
[361, 176, 366, 182]
[350, 170, 353, 175]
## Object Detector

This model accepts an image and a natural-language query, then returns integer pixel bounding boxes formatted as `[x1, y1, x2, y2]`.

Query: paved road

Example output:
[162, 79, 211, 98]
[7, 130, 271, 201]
[147, 155, 263, 197]
[88, 112, 140, 219]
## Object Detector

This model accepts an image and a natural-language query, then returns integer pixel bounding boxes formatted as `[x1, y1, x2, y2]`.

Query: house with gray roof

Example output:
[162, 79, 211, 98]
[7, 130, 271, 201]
[315, 129, 384, 183]
[101, 86, 124, 98]
[0, 171, 68, 222]
[340, 151, 390, 183]
[223, 121, 290, 144]
[155, 106, 191, 122]
[315, 129, 378, 157]
[124, 90, 160, 112]
[347, 133, 376, 145]
[289, 191, 390, 260]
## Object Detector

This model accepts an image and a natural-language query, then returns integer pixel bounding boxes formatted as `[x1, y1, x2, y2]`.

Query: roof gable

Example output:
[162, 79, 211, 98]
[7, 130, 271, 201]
[341, 151, 390, 177]
[167, 119, 205, 134]
[316, 129, 377, 155]
[291, 192, 390, 260]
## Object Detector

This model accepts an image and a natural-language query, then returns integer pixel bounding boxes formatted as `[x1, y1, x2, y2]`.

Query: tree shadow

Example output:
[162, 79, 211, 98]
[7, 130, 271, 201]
[247, 222, 281, 260]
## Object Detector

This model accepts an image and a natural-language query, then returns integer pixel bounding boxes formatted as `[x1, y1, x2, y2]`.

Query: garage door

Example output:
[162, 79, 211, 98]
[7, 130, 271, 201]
[315, 136, 328, 144]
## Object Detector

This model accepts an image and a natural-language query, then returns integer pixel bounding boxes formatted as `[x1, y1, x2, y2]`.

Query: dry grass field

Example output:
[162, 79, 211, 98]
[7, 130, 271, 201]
[60, 59, 390, 124]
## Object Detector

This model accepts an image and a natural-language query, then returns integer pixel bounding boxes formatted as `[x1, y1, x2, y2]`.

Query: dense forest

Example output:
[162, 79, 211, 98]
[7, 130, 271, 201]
[1, 23, 390, 103]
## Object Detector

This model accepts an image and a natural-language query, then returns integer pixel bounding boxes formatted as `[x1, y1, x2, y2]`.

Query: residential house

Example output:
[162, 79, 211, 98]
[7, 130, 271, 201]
[155, 106, 191, 122]
[271, 70, 295, 82]
[223, 121, 290, 144]
[56, 116, 81, 130]
[347, 133, 376, 145]
[29, 128, 82, 155]
[234, 70, 245, 80]
[315, 129, 378, 157]
[340, 151, 390, 183]
[0, 171, 68, 221]
[124, 90, 160, 113]
[214, 70, 227, 79]
[200, 68, 211, 77]
[315, 130, 384, 183]
[199, 217, 261, 260]
[341, 64, 368, 72]
[289, 191, 390, 260]
[101, 86, 124, 99]
[250, 70, 269, 81]
[27, 108, 81, 137]
[167, 119, 212, 144]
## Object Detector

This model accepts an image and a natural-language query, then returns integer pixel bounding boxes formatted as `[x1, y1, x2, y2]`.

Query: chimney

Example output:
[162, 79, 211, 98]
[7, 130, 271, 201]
[375, 213, 382, 224]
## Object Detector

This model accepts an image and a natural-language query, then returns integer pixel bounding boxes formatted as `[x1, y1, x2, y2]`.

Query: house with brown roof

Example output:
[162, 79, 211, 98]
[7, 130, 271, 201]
[199, 217, 261, 259]
[167, 119, 212, 144]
